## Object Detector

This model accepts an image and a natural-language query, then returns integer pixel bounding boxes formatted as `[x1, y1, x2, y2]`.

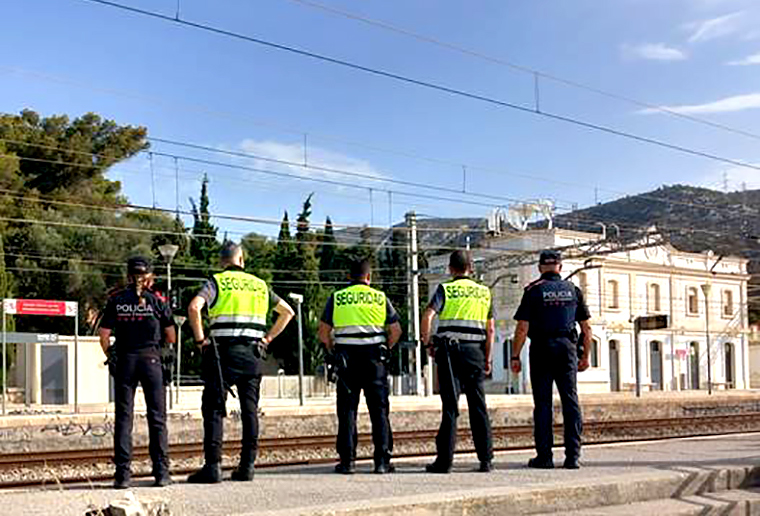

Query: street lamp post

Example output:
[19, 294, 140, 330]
[158, 244, 179, 409]
[173, 315, 186, 406]
[700, 283, 713, 395]
[288, 293, 305, 406]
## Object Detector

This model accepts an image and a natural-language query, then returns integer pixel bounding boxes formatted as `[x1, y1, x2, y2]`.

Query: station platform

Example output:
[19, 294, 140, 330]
[2, 433, 760, 515]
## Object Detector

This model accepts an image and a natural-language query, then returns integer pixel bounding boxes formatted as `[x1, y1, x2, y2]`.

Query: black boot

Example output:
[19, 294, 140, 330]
[478, 461, 494, 472]
[334, 462, 355, 474]
[113, 469, 131, 489]
[527, 456, 555, 469]
[187, 463, 222, 484]
[153, 471, 173, 487]
[374, 461, 396, 474]
[425, 461, 451, 474]
[231, 464, 254, 481]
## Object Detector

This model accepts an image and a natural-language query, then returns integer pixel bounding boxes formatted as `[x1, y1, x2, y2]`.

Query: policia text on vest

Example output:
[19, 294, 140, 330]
[319, 259, 402, 475]
[186, 243, 295, 484]
[421, 251, 495, 474]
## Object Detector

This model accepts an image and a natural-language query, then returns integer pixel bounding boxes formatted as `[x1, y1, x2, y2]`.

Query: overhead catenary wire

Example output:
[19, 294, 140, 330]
[3, 136, 759, 226]
[4, 65, 755, 210]
[77, 0, 760, 176]
[282, 0, 760, 143]
[3, 165, 758, 250]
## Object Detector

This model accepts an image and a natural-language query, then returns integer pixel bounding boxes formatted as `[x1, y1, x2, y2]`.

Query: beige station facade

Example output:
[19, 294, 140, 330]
[425, 227, 750, 394]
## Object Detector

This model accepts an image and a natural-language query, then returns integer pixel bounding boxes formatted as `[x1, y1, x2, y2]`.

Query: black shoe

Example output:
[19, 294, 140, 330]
[478, 461, 494, 472]
[563, 458, 580, 469]
[334, 462, 355, 474]
[113, 471, 131, 490]
[425, 462, 451, 474]
[231, 465, 254, 481]
[153, 472, 173, 487]
[187, 463, 222, 484]
[374, 462, 396, 474]
[527, 457, 555, 469]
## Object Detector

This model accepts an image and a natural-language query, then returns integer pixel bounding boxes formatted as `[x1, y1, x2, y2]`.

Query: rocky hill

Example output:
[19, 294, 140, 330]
[551, 185, 760, 271]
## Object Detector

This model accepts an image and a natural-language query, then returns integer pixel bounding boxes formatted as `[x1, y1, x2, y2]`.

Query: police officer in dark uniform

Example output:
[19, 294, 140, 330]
[511, 250, 592, 469]
[318, 258, 402, 474]
[99, 256, 176, 489]
[187, 242, 294, 483]
[421, 250, 494, 473]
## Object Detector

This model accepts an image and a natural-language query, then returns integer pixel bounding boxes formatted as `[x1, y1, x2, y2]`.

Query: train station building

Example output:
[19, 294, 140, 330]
[424, 226, 751, 394]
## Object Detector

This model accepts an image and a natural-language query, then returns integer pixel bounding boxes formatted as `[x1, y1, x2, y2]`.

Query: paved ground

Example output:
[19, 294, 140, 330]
[3, 433, 760, 515]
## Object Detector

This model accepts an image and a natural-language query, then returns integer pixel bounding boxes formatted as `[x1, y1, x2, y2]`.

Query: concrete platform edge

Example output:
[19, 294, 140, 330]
[246, 464, 760, 516]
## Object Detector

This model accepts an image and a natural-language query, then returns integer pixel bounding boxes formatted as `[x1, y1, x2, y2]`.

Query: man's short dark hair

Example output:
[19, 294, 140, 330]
[539, 249, 562, 265]
[127, 256, 152, 276]
[449, 250, 472, 274]
[349, 258, 372, 281]
[220, 241, 242, 262]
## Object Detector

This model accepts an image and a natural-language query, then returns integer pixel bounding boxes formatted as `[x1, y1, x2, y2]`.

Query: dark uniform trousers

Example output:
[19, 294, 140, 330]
[201, 342, 262, 467]
[114, 347, 169, 475]
[335, 345, 391, 466]
[435, 343, 493, 467]
[529, 336, 582, 461]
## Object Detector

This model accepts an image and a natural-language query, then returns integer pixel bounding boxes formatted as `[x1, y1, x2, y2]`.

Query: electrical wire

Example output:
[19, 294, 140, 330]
[282, 0, 760, 143]
[77, 0, 760, 175]
[3, 65, 753, 209]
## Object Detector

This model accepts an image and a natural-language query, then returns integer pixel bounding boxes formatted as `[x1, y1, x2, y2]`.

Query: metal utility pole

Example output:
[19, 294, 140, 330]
[289, 293, 305, 406]
[406, 212, 423, 396]
[701, 284, 713, 395]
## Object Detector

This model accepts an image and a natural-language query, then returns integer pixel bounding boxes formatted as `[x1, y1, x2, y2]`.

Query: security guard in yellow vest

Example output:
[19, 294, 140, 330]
[318, 258, 402, 474]
[187, 242, 294, 483]
[421, 250, 494, 473]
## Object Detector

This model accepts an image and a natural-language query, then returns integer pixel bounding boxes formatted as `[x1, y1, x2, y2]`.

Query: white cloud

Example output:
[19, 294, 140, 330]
[622, 43, 688, 61]
[685, 11, 745, 43]
[640, 92, 760, 114]
[726, 51, 760, 65]
[235, 139, 389, 186]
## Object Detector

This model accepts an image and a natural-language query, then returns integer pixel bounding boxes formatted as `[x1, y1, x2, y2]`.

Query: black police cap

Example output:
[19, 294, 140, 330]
[539, 249, 562, 265]
[127, 256, 153, 275]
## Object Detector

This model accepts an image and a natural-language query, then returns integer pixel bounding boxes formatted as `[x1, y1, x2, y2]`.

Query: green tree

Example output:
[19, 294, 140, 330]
[189, 174, 219, 269]
[0, 110, 178, 334]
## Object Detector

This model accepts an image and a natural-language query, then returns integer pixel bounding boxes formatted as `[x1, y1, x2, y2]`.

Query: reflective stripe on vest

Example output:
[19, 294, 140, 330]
[437, 278, 491, 342]
[208, 270, 269, 340]
[332, 284, 387, 345]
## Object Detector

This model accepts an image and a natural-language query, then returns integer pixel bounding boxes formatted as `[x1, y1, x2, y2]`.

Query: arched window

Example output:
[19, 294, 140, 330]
[648, 283, 661, 312]
[607, 279, 619, 309]
[687, 287, 699, 315]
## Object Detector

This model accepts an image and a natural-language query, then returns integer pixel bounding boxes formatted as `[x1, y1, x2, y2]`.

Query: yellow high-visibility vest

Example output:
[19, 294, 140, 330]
[332, 283, 387, 345]
[437, 278, 491, 342]
[208, 269, 269, 340]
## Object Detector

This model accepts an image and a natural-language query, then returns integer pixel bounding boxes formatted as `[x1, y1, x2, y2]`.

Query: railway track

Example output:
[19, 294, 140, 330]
[2, 413, 759, 488]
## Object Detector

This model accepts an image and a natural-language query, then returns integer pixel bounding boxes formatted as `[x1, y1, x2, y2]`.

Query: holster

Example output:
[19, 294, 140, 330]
[104, 345, 117, 377]
[160, 344, 175, 386]
[325, 348, 352, 397]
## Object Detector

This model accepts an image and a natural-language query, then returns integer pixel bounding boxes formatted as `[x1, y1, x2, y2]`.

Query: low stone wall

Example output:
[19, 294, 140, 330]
[2, 392, 760, 465]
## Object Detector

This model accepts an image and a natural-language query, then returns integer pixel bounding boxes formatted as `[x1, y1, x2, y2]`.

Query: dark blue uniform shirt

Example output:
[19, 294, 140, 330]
[101, 286, 173, 351]
[513, 272, 590, 341]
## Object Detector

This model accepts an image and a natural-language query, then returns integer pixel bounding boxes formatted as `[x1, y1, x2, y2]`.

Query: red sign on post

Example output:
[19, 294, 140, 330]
[3, 299, 78, 317]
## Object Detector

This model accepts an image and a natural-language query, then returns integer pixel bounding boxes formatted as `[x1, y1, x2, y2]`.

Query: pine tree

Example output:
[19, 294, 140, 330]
[189, 174, 219, 268]
[318, 216, 339, 284]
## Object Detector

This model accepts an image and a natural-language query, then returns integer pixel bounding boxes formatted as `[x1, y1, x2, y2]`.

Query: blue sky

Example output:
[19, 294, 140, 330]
[2, 0, 759, 238]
